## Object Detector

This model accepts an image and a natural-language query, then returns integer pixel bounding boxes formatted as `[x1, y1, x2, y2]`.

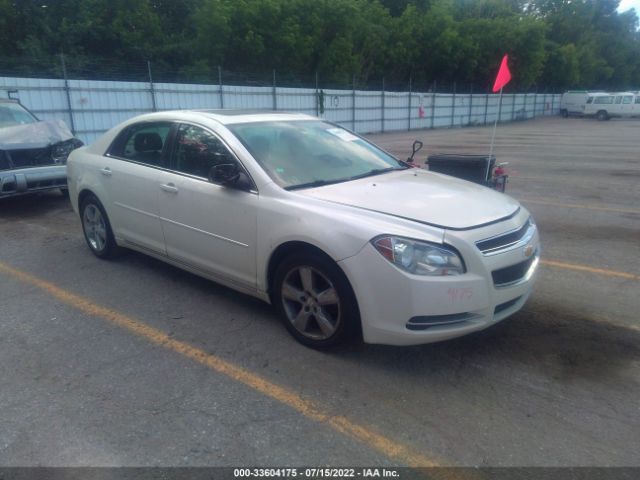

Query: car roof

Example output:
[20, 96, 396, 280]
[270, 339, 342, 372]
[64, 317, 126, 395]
[197, 109, 319, 125]
[130, 109, 318, 126]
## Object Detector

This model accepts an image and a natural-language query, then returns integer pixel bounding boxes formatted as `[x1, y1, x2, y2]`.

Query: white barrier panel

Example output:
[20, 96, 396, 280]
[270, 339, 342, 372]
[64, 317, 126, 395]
[0, 75, 561, 144]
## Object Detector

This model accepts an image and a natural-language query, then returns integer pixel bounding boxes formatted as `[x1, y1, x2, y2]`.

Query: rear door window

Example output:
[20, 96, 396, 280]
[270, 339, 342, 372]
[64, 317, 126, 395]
[109, 122, 173, 168]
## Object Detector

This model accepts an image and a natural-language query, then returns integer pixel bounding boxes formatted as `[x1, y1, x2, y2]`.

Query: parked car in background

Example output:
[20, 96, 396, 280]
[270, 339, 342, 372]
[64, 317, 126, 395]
[559, 91, 605, 117]
[584, 92, 639, 120]
[67, 110, 540, 348]
[0, 97, 83, 198]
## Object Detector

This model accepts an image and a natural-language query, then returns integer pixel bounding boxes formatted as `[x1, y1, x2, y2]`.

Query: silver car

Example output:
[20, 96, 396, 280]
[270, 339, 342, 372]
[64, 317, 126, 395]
[0, 98, 83, 198]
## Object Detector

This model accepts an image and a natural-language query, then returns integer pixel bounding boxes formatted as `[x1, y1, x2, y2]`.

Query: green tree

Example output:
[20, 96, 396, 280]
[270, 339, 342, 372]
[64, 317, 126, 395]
[1, 0, 639, 90]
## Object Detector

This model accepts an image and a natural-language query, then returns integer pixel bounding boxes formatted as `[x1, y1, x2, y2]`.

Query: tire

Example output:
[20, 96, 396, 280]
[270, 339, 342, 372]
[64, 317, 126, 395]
[60, 188, 69, 198]
[273, 252, 360, 348]
[80, 194, 119, 259]
[596, 110, 608, 121]
[560, 109, 568, 118]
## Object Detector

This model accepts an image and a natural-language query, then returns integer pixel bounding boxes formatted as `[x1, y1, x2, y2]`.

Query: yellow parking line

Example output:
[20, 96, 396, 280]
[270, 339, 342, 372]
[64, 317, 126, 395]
[518, 197, 640, 215]
[0, 261, 441, 467]
[541, 259, 640, 281]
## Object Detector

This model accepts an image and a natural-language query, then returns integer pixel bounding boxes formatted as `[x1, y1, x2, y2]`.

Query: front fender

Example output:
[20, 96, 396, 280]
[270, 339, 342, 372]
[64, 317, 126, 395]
[256, 187, 445, 293]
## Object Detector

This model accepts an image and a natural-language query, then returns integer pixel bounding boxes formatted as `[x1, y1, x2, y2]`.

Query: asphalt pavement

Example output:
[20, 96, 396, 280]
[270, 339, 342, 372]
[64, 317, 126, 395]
[1, 116, 639, 467]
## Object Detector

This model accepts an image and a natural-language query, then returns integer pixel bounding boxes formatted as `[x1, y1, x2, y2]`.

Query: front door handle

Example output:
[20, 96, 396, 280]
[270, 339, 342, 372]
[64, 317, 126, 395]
[100, 167, 112, 177]
[160, 183, 178, 194]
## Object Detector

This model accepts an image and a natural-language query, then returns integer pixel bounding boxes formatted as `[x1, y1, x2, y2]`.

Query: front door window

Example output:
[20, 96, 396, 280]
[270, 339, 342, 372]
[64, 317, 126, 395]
[173, 124, 237, 178]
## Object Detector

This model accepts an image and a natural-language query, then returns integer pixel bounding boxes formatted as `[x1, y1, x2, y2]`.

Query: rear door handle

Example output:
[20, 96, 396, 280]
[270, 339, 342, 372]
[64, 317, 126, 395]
[160, 183, 178, 194]
[100, 167, 112, 177]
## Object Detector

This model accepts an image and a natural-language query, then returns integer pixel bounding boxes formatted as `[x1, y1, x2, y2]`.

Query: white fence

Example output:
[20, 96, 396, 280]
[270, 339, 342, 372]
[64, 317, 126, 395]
[0, 76, 561, 144]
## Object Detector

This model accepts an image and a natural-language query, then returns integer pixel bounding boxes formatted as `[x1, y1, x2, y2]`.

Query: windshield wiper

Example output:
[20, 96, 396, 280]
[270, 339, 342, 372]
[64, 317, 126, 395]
[285, 179, 344, 191]
[285, 166, 406, 191]
[347, 166, 405, 181]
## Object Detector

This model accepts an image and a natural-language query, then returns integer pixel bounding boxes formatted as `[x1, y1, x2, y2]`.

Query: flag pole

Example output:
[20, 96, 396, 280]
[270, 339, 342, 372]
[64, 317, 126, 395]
[487, 87, 503, 181]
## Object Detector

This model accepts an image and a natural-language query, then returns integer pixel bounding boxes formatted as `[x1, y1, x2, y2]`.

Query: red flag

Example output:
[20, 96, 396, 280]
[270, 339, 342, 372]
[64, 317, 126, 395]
[492, 54, 511, 92]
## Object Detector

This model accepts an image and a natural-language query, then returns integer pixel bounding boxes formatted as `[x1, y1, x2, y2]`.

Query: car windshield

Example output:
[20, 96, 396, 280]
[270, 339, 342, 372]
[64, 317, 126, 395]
[0, 102, 38, 128]
[228, 120, 406, 189]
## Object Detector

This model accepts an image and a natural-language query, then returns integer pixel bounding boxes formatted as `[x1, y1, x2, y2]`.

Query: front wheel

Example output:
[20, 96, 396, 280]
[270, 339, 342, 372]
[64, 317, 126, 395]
[80, 194, 119, 259]
[560, 109, 569, 118]
[273, 252, 360, 348]
[596, 110, 609, 121]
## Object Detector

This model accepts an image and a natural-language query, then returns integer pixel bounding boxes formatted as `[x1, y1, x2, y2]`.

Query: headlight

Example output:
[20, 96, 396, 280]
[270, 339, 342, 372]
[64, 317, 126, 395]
[372, 235, 465, 276]
[51, 138, 84, 164]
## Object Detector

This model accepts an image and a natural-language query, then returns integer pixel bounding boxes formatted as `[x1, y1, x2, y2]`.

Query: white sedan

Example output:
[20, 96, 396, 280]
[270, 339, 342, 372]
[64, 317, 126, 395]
[67, 111, 539, 348]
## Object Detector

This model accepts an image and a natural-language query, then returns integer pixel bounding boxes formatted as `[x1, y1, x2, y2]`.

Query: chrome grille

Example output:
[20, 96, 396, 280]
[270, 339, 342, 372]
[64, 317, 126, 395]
[492, 251, 539, 288]
[494, 296, 522, 315]
[406, 312, 480, 331]
[476, 218, 535, 256]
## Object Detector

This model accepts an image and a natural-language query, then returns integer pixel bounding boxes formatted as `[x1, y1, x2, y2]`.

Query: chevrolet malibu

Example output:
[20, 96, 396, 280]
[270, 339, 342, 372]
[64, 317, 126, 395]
[67, 111, 539, 348]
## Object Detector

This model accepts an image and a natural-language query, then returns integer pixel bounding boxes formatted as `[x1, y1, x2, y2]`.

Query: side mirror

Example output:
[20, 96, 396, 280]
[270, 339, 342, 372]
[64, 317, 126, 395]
[209, 163, 240, 186]
[407, 140, 423, 163]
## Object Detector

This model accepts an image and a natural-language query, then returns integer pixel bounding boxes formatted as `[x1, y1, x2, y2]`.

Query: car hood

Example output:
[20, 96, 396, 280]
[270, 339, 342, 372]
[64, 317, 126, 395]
[0, 120, 74, 150]
[297, 169, 520, 230]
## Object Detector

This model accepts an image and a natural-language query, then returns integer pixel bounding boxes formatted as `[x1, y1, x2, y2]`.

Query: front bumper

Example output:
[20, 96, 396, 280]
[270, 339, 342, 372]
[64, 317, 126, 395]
[338, 210, 539, 346]
[0, 165, 67, 198]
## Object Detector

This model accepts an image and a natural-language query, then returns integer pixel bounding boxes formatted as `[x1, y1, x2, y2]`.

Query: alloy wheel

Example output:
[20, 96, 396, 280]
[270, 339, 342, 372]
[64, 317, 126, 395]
[83, 203, 107, 252]
[281, 265, 341, 340]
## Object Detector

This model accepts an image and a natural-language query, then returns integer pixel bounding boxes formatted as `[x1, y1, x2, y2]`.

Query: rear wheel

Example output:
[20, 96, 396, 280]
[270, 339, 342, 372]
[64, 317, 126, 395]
[80, 194, 119, 259]
[596, 110, 609, 121]
[273, 252, 360, 348]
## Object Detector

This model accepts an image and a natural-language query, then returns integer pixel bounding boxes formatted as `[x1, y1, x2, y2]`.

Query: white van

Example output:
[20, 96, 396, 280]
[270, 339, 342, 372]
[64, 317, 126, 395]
[560, 91, 605, 117]
[584, 92, 639, 120]
[560, 91, 588, 117]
